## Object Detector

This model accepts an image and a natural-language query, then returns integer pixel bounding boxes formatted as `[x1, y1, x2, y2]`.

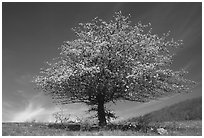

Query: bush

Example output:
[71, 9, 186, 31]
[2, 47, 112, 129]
[66, 124, 81, 131]
[136, 115, 152, 133]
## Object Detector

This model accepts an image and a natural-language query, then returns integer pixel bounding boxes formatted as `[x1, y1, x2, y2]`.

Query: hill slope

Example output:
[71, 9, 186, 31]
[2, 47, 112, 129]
[127, 97, 202, 123]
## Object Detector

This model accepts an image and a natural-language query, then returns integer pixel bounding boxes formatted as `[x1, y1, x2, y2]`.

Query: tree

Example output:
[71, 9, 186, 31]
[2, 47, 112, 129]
[34, 12, 195, 127]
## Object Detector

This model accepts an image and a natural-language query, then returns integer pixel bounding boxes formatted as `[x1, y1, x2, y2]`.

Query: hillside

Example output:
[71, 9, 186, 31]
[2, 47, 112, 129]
[127, 97, 202, 123]
[2, 97, 202, 136]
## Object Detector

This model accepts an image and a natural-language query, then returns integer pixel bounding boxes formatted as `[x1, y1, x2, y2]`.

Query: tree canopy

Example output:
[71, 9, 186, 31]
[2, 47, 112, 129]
[34, 12, 195, 126]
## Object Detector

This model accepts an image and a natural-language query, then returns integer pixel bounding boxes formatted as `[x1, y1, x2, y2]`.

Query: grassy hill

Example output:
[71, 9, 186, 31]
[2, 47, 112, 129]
[2, 97, 202, 136]
[127, 97, 202, 123]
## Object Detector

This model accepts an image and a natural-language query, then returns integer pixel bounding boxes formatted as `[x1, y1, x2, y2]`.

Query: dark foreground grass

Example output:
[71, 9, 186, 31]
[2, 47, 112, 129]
[155, 120, 202, 136]
[2, 122, 156, 136]
[2, 120, 202, 136]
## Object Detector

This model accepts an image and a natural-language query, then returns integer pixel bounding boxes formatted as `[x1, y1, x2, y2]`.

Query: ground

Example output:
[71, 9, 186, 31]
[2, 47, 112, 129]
[2, 120, 202, 136]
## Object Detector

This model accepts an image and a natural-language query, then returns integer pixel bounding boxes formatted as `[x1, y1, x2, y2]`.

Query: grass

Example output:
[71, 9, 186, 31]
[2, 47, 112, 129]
[2, 97, 202, 136]
[2, 120, 202, 136]
[2, 122, 155, 136]
[159, 120, 202, 136]
[126, 97, 202, 123]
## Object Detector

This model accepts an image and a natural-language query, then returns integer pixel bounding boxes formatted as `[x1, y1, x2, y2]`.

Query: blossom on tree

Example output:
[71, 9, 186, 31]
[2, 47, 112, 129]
[34, 12, 196, 126]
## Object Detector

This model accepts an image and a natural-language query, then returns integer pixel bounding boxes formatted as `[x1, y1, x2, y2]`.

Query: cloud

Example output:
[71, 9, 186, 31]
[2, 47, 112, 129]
[15, 90, 29, 99]
[7, 91, 56, 122]
[2, 102, 15, 122]
[181, 59, 197, 73]
[11, 102, 88, 122]
[15, 73, 34, 85]
[12, 103, 45, 122]
[9, 91, 89, 122]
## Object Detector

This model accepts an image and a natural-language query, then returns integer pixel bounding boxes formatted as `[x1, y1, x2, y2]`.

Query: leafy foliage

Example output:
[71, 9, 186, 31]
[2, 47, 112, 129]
[34, 11, 196, 125]
[52, 111, 71, 124]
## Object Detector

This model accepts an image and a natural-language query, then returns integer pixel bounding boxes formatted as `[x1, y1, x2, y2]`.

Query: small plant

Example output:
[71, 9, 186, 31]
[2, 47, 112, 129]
[53, 111, 71, 124]
[136, 115, 152, 133]
[77, 117, 98, 131]
[105, 109, 118, 123]
[157, 128, 168, 135]
[31, 119, 36, 123]
[50, 108, 72, 129]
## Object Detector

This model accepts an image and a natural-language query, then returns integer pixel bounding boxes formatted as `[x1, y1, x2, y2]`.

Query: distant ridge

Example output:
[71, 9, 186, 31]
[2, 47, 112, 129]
[126, 97, 202, 123]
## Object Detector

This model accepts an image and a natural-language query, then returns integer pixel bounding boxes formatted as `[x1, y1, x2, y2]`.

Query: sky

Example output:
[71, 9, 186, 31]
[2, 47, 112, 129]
[2, 2, 202, 122]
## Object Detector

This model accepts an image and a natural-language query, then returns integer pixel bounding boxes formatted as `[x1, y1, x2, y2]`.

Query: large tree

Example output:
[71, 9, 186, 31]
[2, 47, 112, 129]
[34, 12, 195, 126]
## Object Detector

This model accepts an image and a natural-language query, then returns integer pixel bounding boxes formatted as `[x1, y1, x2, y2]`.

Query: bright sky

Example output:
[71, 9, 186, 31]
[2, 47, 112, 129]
[2, 2, 202, 122]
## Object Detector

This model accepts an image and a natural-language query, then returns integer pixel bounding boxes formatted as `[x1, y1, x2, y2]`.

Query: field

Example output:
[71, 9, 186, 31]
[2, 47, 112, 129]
[126, 97, 202, 123]
[2, 97, 202, 136]
[2, 120, 202, 136]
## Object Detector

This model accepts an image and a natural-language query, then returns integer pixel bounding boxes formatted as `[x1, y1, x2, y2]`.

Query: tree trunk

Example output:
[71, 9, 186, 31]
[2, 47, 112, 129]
[97, 94, 107, 127]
